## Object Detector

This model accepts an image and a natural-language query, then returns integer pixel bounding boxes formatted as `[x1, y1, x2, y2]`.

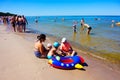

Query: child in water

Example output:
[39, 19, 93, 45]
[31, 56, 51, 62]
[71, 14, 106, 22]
[83, 24, 92, 35]
[47, 42, 60, 59]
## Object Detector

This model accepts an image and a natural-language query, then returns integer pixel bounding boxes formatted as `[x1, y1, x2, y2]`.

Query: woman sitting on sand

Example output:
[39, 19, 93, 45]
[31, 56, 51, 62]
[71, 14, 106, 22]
[34, 34, 48, 58]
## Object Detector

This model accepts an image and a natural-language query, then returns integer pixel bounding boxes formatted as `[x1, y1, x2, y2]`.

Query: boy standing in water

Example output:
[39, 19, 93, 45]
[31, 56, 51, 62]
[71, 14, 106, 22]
[72, 24, 77, 32]
[80, 18, 85, 26]
[72, 21, 78, 32]
[80, 18, 85, 31]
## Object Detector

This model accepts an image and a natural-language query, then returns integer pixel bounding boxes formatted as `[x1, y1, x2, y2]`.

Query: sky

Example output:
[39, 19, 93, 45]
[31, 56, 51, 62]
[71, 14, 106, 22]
[0, 0, 120, 16]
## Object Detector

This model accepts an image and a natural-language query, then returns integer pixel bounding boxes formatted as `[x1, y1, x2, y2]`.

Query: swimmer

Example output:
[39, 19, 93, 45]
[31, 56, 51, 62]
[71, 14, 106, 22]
[80, 18, 85, 26]
[35, 19, 38, 23]
[72, 20, 78, 32]
[83, 24, 92, 35]
[72, 24, 77, 32]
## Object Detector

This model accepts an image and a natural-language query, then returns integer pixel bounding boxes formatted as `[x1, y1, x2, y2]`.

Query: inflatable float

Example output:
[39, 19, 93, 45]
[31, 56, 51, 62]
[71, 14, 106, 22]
[48, 56, 85, 69]
[116, 22, 120, 26]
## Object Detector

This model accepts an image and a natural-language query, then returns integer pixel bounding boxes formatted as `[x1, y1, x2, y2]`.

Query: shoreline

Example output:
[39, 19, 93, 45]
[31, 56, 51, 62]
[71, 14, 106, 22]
[15, 25, 120, 71]
[14, 25, 120, 71]
[27, 27, 120, 66]
[0, 24, 120, 80]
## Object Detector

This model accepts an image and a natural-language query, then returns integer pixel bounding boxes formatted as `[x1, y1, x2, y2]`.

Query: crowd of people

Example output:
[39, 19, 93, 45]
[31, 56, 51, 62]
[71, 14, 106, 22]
[0, 15, 28, 32]
[0, 16, 92, 34]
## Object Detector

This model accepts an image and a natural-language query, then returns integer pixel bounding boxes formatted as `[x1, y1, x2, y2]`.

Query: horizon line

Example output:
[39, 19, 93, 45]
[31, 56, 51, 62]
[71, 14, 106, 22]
[25, 15, 120, 16]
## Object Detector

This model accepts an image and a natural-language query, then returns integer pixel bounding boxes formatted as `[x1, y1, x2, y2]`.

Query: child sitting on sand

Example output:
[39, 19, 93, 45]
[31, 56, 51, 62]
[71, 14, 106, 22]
[47, 43, 52, 51]
[47, 42, 60, 59]
[60, 37, 77, 56]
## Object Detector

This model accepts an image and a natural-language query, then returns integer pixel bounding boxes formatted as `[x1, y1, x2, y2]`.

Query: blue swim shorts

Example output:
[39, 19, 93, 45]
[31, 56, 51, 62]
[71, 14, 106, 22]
[34, 51, 42, 58]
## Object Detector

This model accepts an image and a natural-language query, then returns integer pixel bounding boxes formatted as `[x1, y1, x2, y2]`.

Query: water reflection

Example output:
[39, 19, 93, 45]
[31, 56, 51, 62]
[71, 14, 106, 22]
[72, 31, 92, 46]
[79, 33, 91, 46]
[72, 32, 77, 41]
[35, 22, 39, 27]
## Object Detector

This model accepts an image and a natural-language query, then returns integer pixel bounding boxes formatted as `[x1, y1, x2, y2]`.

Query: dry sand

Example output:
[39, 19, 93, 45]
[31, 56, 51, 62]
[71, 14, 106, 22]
[0, 24, 120, 80]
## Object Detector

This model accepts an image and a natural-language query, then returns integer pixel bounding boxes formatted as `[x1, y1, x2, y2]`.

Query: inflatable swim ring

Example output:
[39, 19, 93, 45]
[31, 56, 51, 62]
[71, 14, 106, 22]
[48, 56, 85, 69]
[116, 22, 120, 26]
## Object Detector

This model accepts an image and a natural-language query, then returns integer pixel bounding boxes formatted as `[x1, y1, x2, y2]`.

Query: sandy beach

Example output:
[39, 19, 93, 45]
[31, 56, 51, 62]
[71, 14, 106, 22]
[0, 24, 120, 80]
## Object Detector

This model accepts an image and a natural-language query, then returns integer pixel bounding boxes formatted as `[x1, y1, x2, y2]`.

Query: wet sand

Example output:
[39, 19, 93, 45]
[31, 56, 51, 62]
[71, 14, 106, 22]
[0, 24, 120, 80]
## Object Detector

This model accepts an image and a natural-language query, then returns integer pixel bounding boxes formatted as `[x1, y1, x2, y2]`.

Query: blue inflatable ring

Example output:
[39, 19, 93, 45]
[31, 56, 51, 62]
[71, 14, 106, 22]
[48, 56, 85, 69]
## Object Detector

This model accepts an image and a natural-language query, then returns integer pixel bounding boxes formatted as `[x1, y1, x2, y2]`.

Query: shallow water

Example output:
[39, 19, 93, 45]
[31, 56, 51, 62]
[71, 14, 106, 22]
[26, 16, 120, 54]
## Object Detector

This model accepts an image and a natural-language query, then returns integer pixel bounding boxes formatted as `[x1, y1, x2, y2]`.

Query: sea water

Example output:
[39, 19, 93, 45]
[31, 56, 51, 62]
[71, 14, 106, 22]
[26, 16, 120, 54]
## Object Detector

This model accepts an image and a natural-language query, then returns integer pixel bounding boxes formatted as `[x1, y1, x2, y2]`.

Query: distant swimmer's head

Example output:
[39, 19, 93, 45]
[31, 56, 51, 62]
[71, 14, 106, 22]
[37, 34, 46, 42]
[53, 42, 60, 48]
[61, 37, 67, 43]
[35, 19, 38, 23]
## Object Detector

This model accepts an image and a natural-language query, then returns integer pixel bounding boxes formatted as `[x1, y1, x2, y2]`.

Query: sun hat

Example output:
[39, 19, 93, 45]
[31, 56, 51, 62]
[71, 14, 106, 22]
[53, 42, 60, 48]
[61, 37, 67, 43]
